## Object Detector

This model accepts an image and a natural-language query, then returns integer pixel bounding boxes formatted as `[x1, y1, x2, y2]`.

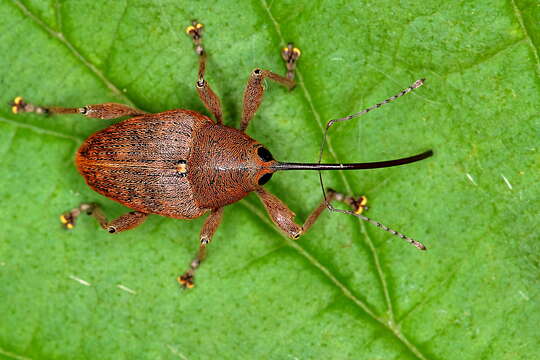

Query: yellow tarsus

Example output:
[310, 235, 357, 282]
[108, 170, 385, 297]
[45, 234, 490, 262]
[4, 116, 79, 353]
[186, 23, 203, 35]
[177, 276, 194, 288]
[354, 196, 368, 214]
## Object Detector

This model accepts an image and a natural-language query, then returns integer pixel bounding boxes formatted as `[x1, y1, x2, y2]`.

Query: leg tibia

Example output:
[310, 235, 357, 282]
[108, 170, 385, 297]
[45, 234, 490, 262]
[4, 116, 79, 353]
[256, 188, 366, 239]
[199, 207, 224, 245]
[60, 203, 148, 233]
[196, 80, 223, 123]
[107, 211, 148, 233]
[302, 189, 366, 233]
[186, 21, 223, 124]
[255, 188, 303, 239]
[80, 103, 145, 119]
[240, 67, 297, 132]
[178, 207, 224, 289]
[11, 97, 145, 120]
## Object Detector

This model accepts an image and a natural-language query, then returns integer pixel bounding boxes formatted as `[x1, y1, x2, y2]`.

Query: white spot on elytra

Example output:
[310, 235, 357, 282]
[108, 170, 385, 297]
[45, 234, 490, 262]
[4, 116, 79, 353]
[69, 274, 91, 286]
[501, 174, 513, 190]
[117, 284, 136, 294]
[466, 173, 477, 185]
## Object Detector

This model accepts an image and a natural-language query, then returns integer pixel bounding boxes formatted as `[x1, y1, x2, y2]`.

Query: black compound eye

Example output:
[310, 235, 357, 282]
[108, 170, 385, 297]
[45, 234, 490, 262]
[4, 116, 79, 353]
[258, 173, 273, 185]
[257, 147, 274, 162]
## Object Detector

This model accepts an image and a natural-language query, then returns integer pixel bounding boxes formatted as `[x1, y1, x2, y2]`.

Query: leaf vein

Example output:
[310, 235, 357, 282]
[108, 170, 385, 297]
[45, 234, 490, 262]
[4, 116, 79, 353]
[102, 0, 129, 71]
[0, 346, 32, 360]
[509, 0, 540, 78]
[0, 117, 82, 143]
[239, 200, 382, 321]
[0, 126, 17, 161]
[445, 39, 527, 75]
[11, 0, 136, 106]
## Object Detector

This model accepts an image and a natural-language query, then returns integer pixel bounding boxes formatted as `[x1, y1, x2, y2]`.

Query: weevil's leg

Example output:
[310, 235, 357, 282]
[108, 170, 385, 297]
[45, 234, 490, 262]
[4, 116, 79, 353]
[302, 189, 367, 233]
[178, 207, 224, 289]
[10, 97, 145, 120]
[186, 21, 223, 124]
[60, 203, 148, 233]
[255, 188, 365, 239]
[240, 44, 301, 132]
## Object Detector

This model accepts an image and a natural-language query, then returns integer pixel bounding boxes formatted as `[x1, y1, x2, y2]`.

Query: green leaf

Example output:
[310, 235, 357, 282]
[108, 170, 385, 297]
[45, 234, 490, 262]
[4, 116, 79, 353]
[1, 0, 538, 359]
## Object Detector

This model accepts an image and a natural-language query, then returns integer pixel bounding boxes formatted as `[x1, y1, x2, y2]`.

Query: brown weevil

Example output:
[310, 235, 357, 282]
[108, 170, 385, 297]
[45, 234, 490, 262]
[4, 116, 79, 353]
[11, 21, 433, 288]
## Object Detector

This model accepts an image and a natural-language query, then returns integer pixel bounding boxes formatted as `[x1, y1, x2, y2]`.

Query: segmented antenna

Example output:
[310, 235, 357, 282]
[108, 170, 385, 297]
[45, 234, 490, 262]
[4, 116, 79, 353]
[328, 207, 426, 250]
[317, 79, 427, 250]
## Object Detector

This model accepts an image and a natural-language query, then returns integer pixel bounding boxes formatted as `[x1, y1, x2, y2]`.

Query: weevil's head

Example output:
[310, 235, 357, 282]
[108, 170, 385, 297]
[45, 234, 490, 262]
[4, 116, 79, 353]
[251, 144, 277, 186]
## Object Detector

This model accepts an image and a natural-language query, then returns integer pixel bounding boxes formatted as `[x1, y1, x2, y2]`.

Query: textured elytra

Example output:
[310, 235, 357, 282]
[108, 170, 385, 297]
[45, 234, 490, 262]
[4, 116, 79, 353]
[77, 110, 210, 218]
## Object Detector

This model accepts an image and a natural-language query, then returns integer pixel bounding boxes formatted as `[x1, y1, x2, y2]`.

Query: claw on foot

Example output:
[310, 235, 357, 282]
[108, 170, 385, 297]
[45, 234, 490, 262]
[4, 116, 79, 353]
[10, 96, 25, 114]
[59, 203, 95, 230]
[185, 21, 204, 38]
[281, 43, 301, 63]
[327, 189, 368, 214]
[177, 272, 195, 289]
[60, 213, 76, 230]
[281, 43, 301, 83]
[10, 96, 48, 115]
[185, 20, 205, 56]
[352, 195, 368, 215]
